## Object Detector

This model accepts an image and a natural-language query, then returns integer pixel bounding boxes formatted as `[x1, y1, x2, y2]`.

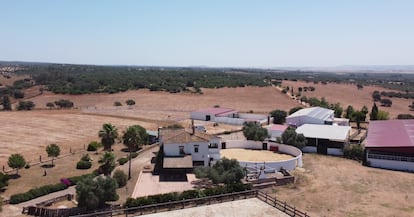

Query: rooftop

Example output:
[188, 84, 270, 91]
[163, 155, 193, 168]
[296, 124, 351, 141]
[288, 107, 334, 120]
[268, 124, 288, 132]
[365, 120, 414, 148]
[161, 129, 217, 144]
[193, 108, 237, 116]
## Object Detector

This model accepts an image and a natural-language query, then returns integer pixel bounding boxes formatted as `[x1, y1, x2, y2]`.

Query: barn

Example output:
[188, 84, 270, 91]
[365, 120, 414, 172]
[296, 124, 351, 155]
[190, 108, 238, 122]
[286, 107, 335, 127]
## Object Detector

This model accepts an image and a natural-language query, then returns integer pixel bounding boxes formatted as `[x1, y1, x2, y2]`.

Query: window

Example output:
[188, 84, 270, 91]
[208, 143, 218, 149]
[194, 145, 199, 153]
[179, 146, 185, 155]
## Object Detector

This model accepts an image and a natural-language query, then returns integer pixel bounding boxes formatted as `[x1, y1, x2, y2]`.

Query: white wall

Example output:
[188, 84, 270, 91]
[163, 142, 210, 166]
[214, 117, 246, 125]
[190, 112, 213, 121]
[327, 148, 344, 156]
[222, 140, 303, 170]
[368, 158, 414, 172]
[302, 146, 317, 153]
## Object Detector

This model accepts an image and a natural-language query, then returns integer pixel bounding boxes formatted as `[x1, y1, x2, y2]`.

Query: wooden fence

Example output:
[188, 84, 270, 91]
[256, 191, 310, 217]
[69, 190, 310, 217]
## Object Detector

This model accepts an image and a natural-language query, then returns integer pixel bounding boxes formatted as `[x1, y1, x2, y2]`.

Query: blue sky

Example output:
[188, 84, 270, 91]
[0, 0, 413, 67]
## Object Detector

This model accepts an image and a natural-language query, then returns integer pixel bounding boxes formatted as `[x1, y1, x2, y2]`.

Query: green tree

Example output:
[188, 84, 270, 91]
[242, 122, 268, 141]
[122, 125, 148, 179]
[397, 114, 414, 119]
[8, 154, 26, 176]
[377, 110, 390, 120]
[289, 106, 303, 115]
[112, 169, 128, 188]
[380, 98, 392, 107]
[345, 105, 354, 119]
[270, 110, 287, 124]
[54, 99, 74, 109]
[361, 105, 369, 115]
[2, 96, 12, 111]
[372, 90, 381, 102]
[17, 101, 35, 110]
[351, 111, 365, 129]
[99, 152, 116, 176]
[76, 176, 119, 211]
[0, 172, 9, 190]
[409, 102, 414, 111]
[46, 102, 55, 109]
[370, 103, 379, 120]
[126, 99, 136, 106]
[194, 158, 244, 184]
[46, 144, 60, 166]
[331, 103, 343, 118]
[98, 123, 118, 151]
[281, 127, 307, 149]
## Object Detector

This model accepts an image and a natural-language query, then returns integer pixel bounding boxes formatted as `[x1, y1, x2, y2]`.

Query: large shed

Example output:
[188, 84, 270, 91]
[190, 108, 238, 122]
[365, 120, 414, 172]
[286, 107, 334, 127]
[296, 124, 351, 155]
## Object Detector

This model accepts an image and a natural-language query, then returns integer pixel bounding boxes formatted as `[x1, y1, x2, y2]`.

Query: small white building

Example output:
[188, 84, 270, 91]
[365, 120, 414, 172]
[190, 108, 239, 122]
[286, 107, 334, 127]
[296, 124, 351, 155]
[266, 124, 288, 141]
[160, 129, 221, 169]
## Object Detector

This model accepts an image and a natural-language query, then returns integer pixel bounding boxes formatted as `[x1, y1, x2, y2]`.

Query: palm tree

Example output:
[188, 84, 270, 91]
[98, 123, 118, 152]
[98, 152, 116, 176]
[122, 125, 147, 179]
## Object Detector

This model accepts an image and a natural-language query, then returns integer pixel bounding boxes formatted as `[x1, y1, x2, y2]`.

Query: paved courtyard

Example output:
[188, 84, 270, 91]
[139, 198, 289, 217]
[132, 172, 197, 198]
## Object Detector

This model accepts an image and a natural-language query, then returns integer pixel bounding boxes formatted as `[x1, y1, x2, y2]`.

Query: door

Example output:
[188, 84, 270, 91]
[206, 115, 211, 121]
[262, 142, 268, 150]
[221, 142, 226, 149]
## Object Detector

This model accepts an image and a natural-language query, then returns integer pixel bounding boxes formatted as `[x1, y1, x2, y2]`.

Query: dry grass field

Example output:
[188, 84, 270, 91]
[221, 149, 293, 162]
[271, 154, 414, 217]
[282, 80, 414, 118]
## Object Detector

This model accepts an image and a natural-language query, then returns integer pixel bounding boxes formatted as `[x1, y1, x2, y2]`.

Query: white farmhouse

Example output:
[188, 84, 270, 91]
[160, 129, 221, 171]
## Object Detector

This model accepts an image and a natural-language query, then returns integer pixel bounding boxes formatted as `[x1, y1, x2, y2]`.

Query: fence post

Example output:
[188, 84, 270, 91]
[284, 201, 287, 212]
[265, 192, 268, 202]
[293, 206, 296, 217]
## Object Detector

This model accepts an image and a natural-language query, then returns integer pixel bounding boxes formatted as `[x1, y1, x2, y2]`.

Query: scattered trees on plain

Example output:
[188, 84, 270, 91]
[8, 154, 26, 176]
[98, 152, 116, 176]
[242, 122, 268, 141]
[2, 96, 11, 111]
[270, 109, 287, 124]
[98, 123, 118, 151]
[46, 144, 60, 166]
[54, 99, 74, 109]
[126, 99, 135, 106]
[76, 176, 119, 211]
[281, 127, 307, 149]
[194, 158, 244, 184]
[380, 98, 392, 107]
[17, 101, 35, 110]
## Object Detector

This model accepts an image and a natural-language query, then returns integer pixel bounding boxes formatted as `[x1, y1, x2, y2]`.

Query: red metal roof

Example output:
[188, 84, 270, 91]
[269, 124, 288, 132]
[366, 120, 414, 148]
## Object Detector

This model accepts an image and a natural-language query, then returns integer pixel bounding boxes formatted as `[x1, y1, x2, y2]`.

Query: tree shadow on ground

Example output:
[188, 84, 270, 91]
[41, 164, 54, 168]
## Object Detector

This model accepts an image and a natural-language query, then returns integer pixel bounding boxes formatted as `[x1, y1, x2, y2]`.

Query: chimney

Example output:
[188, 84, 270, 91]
[267, 116, 270, 125]
[191, 119, 195, 135]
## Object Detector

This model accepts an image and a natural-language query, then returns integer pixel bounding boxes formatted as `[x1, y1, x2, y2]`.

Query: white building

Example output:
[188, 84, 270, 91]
[160, 129, 221, 170]
[266, 124, 288, 141]
[365, 120, 414, 172]
[190, 107, 269, 125]
[286, 107, 334, 127]
[296, 124, 351, 155]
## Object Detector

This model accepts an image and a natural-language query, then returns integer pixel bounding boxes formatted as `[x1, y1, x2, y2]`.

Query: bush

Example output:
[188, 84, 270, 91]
[129, 152, 139, 159]
[0, 172, 9, 189]
[67, 173, 97, 185]
[87, 141, 102, 152]
[24, 164, 30, 169]
[124, 183, 252, 208]
[343, 144, 364, 161]
[76, 160, 92, 169]
[113, 169, 128, 188]
[117, 157, 128, 165]
[9, 183, 67, 204]
[114, 101, 122, 106]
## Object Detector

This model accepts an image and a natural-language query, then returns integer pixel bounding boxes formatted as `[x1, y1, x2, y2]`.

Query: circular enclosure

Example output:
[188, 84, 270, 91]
[221, 148, 294, 162]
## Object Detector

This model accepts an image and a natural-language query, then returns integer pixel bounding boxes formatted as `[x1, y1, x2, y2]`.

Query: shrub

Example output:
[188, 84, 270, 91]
[113, 169, 128, 188]
[76, 160, 92, 169]
[129, 152, 139, 159]
[81, 154, 91, 162]
[87, 141, 102, 152]
[117, 157, 128, 165]
[114, 101, 122, 106]
[67, 173, 97, 185]
[0, 172, 9, 189]
[9, 183, 67, 204]
[60, 178, 71, 187]
[344, 144, 364, 161]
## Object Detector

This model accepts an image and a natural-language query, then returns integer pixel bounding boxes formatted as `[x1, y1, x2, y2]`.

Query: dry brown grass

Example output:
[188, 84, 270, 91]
[282, 80, 414, 118]
[271, 154, 414, 217]
[221, 149, 293, 162]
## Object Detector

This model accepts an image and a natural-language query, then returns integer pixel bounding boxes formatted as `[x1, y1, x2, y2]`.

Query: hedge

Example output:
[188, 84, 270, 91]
[129, 152, 139, 159]
[76, 160, 92, 169]
[9, 173, 98, 204]
[125, 183, 252, 208]
[117, 157, 128, 165]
